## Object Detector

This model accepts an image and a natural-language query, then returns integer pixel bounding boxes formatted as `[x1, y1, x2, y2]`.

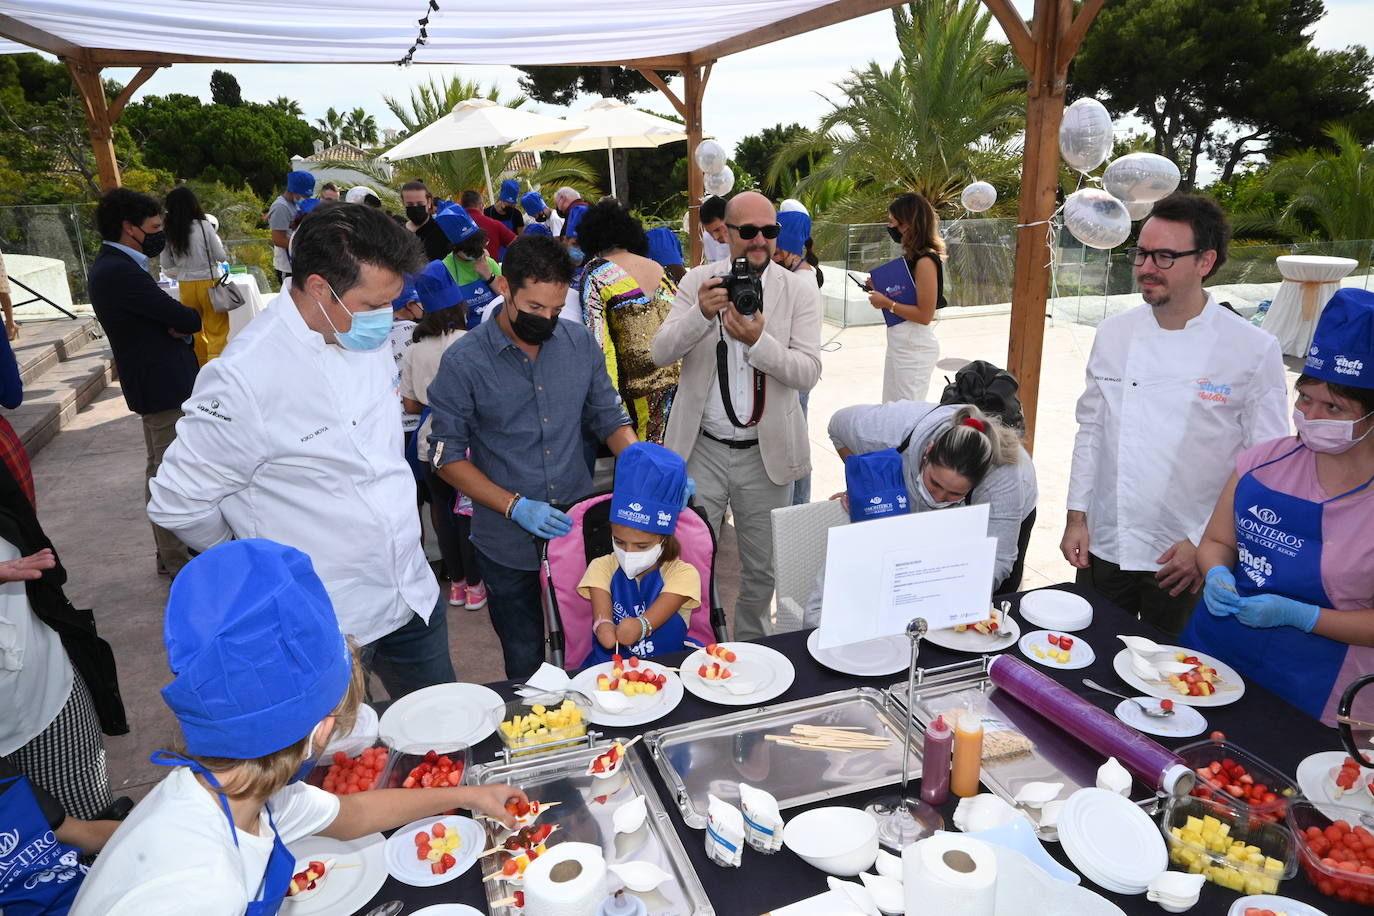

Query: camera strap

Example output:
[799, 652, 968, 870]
[715, 321, 765, 429]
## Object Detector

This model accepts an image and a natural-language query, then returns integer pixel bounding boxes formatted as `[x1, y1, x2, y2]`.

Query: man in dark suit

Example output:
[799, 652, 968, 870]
[88, 188, 201, 578]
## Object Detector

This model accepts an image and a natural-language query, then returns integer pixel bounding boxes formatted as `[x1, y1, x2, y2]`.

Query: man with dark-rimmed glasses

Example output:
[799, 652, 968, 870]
[1061, 193, 1290, 635]
[652, 191, 821, 640]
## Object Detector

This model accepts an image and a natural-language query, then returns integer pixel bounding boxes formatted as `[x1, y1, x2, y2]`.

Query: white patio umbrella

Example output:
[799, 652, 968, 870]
[378, 98, 583, 201]
[508, 98, 689, 199]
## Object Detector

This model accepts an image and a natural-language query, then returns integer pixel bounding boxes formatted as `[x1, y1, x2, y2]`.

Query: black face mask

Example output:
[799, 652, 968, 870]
[887, 226, 903, 244]
[510, 306, 557, 345]
[535, 212, 549, 222]
[405, 205, 430, 225]
[138, 227, 166, 258]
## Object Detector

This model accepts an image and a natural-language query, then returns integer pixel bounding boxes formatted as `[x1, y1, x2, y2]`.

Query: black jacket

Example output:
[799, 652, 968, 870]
[87, 244, 201, 415]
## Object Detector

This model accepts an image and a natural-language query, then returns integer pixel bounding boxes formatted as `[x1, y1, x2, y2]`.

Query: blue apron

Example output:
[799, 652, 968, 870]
[0, 775, 86, 916]
[150, 752, 296, 916]
[1181, 443, 1371, 720]
[581, 565, 687, 667]
[459, 278, 497, 330]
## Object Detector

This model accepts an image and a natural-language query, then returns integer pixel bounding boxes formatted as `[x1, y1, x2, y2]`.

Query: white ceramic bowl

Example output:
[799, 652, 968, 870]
[782, 807, 879, 877]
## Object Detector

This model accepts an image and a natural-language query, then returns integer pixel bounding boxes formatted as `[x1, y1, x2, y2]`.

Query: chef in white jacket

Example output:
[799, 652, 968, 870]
[1061, 193, 1290, 635]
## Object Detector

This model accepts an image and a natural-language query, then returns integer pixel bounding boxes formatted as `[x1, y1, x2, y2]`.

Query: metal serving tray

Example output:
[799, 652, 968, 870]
[467, 741, 712, 916]
[643, 687, 920, 829]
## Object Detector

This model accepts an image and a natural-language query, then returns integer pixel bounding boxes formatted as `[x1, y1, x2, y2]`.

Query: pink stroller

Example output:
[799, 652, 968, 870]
[540, 492, 728, 672]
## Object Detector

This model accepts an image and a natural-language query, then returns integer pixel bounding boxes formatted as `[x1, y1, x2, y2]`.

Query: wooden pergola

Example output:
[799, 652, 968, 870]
[0, 0, 1101, 449]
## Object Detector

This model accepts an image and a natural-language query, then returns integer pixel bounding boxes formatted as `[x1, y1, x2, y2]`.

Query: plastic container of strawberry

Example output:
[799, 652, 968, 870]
[309, 740, 394, 795]
[1176, 737, 1300, 824]
[381, 743, 469, 790]
[1286, 800, 1374, 906]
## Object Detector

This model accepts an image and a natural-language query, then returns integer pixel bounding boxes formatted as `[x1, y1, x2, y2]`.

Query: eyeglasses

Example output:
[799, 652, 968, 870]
[726, 222, 781, 240]
[1123, 246, 1205, 269]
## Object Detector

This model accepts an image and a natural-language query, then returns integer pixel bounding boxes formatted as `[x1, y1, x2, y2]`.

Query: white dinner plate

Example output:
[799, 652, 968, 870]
[284, 833, 387, 914]
[410, 907, 488, 916]
[924, 616, 1021, 654]
[1228, 895, 1329, 916]
[323, 702, 378, 759]
[1110, 647, 1246, 707]
[680, 642, 795, 706]
[569, 660, 685, 727]
[1058, 788, 1167, 895]
[806, 630, 910, 677]
[1018, 630, 1095, 670]
[378, 682, 504, 752]
[1297, 750, 1374, 820]
[384, 815, 484, 887]
[1113, 698, 1208, 738]
[1018, 589, 1094, 632]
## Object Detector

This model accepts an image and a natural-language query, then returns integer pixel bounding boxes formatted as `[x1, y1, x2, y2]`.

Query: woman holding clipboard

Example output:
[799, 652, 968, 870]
[866, 193, 946, 403]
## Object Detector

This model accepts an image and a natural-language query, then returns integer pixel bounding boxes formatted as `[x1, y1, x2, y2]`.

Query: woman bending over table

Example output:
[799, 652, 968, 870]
[1183, 289, 1374, 725]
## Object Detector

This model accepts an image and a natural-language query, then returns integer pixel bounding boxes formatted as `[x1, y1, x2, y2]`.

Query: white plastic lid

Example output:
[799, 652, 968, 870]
[1058, 788, 1168, 890]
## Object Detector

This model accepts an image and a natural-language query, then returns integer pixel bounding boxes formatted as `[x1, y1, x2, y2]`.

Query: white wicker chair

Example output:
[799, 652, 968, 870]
[770, 500, 849, 633]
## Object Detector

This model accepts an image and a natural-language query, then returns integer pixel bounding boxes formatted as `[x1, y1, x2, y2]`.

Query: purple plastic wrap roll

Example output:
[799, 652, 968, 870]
[988, 655, 1193, 796]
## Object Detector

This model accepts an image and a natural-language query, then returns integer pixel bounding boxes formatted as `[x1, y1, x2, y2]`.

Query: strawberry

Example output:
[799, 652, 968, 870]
[425, 749, 438, 763]
[431, 861, 446, 875]
[1059, 635, 1074, 650]
[503, 858, 519, 875]
[1160, 698, 1174, 711]
[698, 664, 709, 678]
[416, 844, 430, 860]
[612, 653, 623, 666]
[415, 831, 430, 846]
[433, 822, 446, 838]
[1047, 633, 1059, 647]
[628, 655, 640, 668]
[514, 891, 525, 907]
[441, 853, 456, 871]
[516, 800, 531, 817]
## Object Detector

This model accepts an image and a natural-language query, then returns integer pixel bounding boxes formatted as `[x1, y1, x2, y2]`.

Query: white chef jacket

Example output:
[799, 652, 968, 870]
[1067, 295, 1291, 571]
[147, 290, 438, 645]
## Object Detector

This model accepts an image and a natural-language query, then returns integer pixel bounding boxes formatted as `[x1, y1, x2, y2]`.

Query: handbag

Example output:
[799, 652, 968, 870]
[200, 221, 244, 313]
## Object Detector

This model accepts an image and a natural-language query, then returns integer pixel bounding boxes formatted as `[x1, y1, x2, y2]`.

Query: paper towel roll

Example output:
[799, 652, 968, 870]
[523, 841, 608, 916]
[902, 834, 998, 916]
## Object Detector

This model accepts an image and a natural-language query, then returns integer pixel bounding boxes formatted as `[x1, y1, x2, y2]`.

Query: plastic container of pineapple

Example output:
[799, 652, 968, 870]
[496, 691, 590, 756]
[1160, 793, 1297, 895]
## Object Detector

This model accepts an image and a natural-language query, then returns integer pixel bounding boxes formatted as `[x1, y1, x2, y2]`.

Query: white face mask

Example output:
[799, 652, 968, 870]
[915, 464, 964, 509]
[614, 542, 663, 579]
[1293, 406, 1374, 455]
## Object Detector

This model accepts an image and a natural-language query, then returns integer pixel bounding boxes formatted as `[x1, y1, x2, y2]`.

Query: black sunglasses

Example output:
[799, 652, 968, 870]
[1123, 246, 1205, 269]
[726, 222, 781, 240]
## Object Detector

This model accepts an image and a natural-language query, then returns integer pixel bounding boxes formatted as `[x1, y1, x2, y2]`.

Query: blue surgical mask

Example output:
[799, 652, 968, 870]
[568, 246, 585, 264]
[316, 282, 392, 351]
[288, 734, 323, 785]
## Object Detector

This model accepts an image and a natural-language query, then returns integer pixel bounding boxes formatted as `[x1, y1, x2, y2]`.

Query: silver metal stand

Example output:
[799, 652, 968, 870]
[864, 617, 944, 850]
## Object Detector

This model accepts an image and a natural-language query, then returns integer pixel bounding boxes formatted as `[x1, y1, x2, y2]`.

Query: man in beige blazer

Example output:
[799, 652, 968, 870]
[652, 192, 821, 639]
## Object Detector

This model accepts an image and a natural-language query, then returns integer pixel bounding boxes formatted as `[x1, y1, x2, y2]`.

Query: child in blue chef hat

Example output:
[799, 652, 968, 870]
[645, 226, 687, 284]
[70, 540, 525, 916]
[577, 443, 701, 666]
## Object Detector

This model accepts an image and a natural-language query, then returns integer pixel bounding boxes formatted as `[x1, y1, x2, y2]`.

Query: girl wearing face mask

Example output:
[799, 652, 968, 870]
[870, 193, 946, 404]
[433, 205, 501, 329]
[578, 443, 700, 666]
[1185, 290, 1374, 725]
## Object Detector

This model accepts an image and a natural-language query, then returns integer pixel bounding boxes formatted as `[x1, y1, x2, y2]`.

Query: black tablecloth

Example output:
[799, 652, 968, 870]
[361, 584, 1344, 915]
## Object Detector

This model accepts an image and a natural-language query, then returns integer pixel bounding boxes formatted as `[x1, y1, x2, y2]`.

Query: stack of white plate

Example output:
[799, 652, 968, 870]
[1018, 590, 1094, 632]
[1057, 788, 1166, 895]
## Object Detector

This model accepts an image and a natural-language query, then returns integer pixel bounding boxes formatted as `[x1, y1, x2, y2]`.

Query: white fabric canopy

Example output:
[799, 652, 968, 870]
[509, 99, 688, 154]
[0, 1, 844, 65]
[379, 99, 581, 161]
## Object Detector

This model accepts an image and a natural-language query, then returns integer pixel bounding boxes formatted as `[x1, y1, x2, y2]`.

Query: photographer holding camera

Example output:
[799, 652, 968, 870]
[652, 192, 821, 640]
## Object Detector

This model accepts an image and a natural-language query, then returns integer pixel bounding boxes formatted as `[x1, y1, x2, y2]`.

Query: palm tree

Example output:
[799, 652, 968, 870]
[343, 107, 379, 147]
[769, 0, 1025, 222]
[1263, 124, 1374, 241]
[314, 107, 345, 147]
[269, 96, 304, 118]
[383, 75, 598, 201]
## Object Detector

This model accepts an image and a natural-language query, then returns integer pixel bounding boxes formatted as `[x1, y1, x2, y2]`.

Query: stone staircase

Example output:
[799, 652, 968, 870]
[3, 317, 116, 456]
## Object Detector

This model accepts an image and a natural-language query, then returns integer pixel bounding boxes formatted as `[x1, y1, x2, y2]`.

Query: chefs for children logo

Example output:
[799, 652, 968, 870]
[656, 510, 672, 528]
[1334, 355, 1365, 376]
[1195, 378, 1232, 404]
[1238, 545, 1273, 588]
[617, 501, 652, 527]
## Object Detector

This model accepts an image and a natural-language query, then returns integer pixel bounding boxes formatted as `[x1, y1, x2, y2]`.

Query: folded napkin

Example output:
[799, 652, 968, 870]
[515, 662, 573, 698]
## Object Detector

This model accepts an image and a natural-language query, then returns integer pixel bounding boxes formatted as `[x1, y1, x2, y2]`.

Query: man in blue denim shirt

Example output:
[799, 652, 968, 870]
[428, 235, 635, 677]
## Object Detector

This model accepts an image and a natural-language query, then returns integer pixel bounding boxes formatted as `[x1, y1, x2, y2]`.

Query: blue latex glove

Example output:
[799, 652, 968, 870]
[511, 497, 573, 539]
[680, 476, 696, 510]
[1203, 566, 1243, 616]
[1233, 592, 1321, 632]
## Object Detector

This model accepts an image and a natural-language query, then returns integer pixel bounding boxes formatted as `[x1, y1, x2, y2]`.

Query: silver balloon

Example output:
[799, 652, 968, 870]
[1059, 98, 1114, 173]
[1125, 200, 1153, 221]
[960, 181, 997, 213]
[694, 140, 727, 175]
[1064, 188, 1131, 250]
[704, 166, 734, 198]
[1102, 152, 1181, 204]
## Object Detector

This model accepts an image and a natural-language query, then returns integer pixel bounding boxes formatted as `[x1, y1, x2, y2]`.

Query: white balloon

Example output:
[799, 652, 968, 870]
[1125, 200, 1153, 221]
[960, 181, 997, 213]
[694, 140, 727, 174]
[1064, 188, 1131, 250]
[704, 166, 734, 198]
[1102, 152, 1181, 204]
[779, 198, 809, 215]
[1059, 98, 1114, 172]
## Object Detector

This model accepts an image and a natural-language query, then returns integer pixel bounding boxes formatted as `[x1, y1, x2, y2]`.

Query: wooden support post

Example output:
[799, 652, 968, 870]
[64, 55, 120, 191]
[682, 64, 711, 265]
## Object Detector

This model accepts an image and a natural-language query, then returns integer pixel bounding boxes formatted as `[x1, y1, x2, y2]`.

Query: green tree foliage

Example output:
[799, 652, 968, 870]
[770, 0, 1024, 223]
[343, 107, 379, 147]
[514, 66, 671, 108]
[269, 96, 303, 118]
[314, 106, 345, 146]
[734, 124, 818, 199]
[1072, 0, 1374, 188]
[1262, 124, 1374, 240]
[209, 70, 243, 108]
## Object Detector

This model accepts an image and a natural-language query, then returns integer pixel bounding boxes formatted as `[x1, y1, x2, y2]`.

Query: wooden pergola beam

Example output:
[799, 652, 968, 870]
[687, 0, 906, 65]
[108, 65, 162, 123]
[980, 0, 1034, 73]
[62, 54, 120, 191]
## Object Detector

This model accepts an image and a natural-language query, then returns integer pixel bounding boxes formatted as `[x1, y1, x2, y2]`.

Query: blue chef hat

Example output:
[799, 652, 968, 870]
[563, 204, 589, 240]
[434, 204, 479, 244]
[645, 227, 684, 267]
[297, 197, 322, 216]
[414, 259, 463, 314]
[844, 449, 911, 523]
[1305, 288, 1374, 390]
[776, 210, 811, 258]
[391, 279, 420, 312]
[521, 191, 548, 217]
[523, 223, 553, 237]
[161, 540, 352, 760]
[611, 442, 688, 535]
[285, 170, 315, 196]
[499, 179, 521, 205]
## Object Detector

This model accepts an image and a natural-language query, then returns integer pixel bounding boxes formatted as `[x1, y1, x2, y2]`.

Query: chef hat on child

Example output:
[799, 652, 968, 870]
[1305, 288, 1374, 390]
[285, 170, 315, 196]
[563, 204, 589, 240]
[391, 278, 420, 311]
[161, 539, 351, 759]
[844, 448, 911, 523]
[499, 179, 521, 204]
[611, 442, 688, 535]
[523, 223, 553, 237]
[521, 191, 548, 217]
[434, 205, 479, 244]
[413, 259, 463, 314]
[645, 227, 684, 267]
[776, 211, 811, 258]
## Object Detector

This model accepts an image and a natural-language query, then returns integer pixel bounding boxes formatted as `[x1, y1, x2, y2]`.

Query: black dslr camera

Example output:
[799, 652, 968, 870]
[722, 257, 763, 317]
